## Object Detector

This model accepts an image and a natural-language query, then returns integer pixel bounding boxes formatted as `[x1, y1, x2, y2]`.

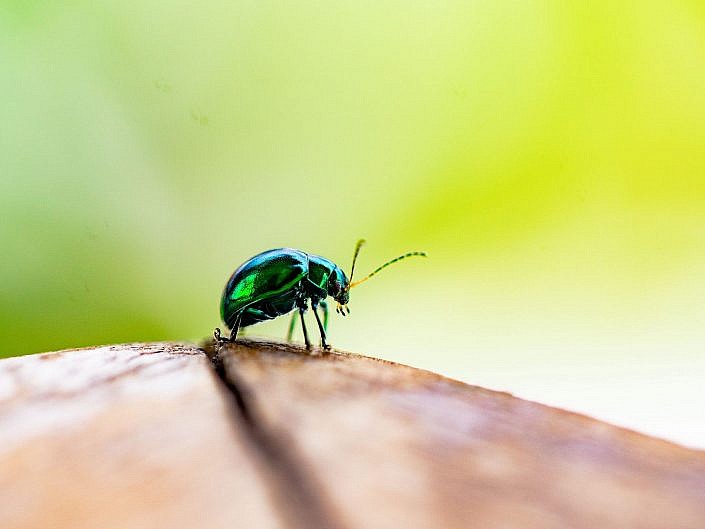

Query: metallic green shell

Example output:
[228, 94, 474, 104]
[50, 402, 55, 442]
[221, 249, 308, 328]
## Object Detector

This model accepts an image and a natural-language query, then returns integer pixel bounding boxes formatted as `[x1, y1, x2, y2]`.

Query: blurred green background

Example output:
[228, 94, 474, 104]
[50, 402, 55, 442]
[2, 2, 704, 446]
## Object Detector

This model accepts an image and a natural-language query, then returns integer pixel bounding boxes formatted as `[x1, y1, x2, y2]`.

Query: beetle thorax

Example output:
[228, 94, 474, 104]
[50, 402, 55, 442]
[306, 255, 349, 304]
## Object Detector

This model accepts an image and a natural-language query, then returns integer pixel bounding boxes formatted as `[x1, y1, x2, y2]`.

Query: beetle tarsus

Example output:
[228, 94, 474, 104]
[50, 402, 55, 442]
[214, 327, 229, 346]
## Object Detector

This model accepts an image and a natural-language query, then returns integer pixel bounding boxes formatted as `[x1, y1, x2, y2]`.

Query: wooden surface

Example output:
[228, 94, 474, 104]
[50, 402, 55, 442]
[1, 341, 704, 529]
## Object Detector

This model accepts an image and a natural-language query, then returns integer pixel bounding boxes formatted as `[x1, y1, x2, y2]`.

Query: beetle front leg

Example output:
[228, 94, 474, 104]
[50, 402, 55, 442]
[312, 302, 330, 350]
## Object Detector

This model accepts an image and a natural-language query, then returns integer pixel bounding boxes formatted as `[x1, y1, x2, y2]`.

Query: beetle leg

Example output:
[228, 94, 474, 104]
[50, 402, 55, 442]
[299, 307, 311, 349]
[319, 300, 329, 332]
[229, 314, 242, 342]
[286, 312, 297, 342]
[312, 302, 330, 350]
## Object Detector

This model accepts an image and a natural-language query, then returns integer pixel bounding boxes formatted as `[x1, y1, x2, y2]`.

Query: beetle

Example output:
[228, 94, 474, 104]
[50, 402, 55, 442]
[214, 239, 426, 350]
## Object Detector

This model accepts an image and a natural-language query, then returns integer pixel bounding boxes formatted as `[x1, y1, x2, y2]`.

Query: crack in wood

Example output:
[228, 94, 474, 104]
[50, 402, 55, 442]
[208, 343, 349, 529]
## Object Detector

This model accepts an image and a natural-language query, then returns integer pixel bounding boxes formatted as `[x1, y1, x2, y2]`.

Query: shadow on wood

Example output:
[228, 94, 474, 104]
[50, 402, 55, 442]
[1, 340, 704, 529]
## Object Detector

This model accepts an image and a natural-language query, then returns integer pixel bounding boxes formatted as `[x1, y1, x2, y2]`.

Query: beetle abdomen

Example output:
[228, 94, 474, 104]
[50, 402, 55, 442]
[239, 291, 300, 326]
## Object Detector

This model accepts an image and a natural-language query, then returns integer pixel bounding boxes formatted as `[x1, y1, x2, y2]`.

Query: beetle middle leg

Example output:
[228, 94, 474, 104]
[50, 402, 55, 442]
[311, 301, 330, 350]
[298, 306, 311, 349]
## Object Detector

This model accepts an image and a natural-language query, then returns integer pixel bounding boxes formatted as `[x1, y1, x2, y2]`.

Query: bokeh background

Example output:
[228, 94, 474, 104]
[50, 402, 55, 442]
[2, 2, 704, 447]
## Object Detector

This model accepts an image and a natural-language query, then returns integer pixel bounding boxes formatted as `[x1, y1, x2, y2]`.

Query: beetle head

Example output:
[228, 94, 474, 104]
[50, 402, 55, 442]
[327, 266, 350, 312]
[331, 239, 366, 316]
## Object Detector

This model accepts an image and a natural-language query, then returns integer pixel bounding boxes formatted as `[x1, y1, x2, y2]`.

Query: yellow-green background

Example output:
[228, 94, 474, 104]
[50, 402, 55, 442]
[2, 2, 704, 447]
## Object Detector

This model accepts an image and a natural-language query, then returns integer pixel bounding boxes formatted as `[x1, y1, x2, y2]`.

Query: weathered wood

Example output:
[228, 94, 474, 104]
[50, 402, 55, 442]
[0, 343, 283, 529]
[218, 340, 705, 529]
[1, 340, 705, 529]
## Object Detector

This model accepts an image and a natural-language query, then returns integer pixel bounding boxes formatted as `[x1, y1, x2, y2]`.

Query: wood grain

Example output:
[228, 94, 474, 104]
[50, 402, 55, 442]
[1, 340, 704, 529]
[0, 343, 283, 529]
[218, 340, 705, 529]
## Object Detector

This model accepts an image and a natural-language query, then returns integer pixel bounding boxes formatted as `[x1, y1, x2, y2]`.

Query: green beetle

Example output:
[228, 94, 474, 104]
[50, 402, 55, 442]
[215, 240, 425, 350]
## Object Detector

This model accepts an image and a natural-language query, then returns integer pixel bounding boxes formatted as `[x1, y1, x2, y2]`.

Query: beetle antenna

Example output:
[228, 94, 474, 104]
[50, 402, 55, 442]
[350, 251, 427, 289]
[348, 239, 366, 285]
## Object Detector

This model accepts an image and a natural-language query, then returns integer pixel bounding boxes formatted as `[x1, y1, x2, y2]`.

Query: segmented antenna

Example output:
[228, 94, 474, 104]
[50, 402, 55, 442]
[349, 239, 366, 285]
[349, 250, 427, 289]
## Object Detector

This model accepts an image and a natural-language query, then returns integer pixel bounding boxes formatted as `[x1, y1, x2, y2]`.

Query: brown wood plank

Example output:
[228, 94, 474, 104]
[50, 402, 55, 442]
[219, 340, 705, 529]
[0, 343, 283, 529]
[4, 340, 705, 529]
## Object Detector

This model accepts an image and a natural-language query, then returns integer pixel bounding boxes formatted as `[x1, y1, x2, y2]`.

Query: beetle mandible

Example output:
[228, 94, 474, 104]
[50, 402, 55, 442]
[214, 239, 426, 350]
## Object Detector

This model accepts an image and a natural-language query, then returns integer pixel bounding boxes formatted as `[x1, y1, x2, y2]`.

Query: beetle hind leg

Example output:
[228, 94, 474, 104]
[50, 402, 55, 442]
[228, 314, 242, 343]
[214, 327, 227, 345]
